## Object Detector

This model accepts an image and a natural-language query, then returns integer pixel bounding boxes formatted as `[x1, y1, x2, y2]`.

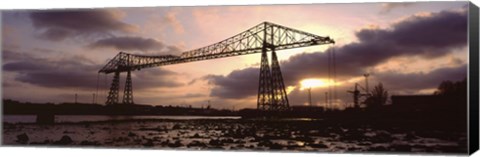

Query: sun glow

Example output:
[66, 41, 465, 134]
[300, 78, 328, 90]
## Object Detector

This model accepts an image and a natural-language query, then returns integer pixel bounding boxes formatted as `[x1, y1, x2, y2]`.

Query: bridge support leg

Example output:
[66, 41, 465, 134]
[122, 70, 134, 104]
[106, 71, 120, 105]
[257, 49, 273, 110]
[257, 48, 290, 111]
[270, 49, 289, 110]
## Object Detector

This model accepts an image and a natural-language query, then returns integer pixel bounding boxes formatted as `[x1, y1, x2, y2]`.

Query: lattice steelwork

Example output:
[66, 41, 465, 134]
[105, 71, 120, 105]
[257, 50, 273, 110]
[99, 21, 335, 108]
[269, 49, 289, 110]
[122, 70, 133, 104]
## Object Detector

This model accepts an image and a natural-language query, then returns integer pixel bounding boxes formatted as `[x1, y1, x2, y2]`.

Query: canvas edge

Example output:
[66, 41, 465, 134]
[0, 10, 3, 146]
[468, 1, 480, 155]
[0, 1, 476, 155]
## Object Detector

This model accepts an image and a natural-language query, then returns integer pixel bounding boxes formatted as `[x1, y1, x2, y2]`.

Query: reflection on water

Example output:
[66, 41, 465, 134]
[2, 115, 467, 154]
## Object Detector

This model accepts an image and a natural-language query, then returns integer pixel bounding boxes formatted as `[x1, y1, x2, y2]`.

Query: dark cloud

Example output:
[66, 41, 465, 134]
[3, 61, 52, 71]
[38, 28, 73, 41]
[3, 52, 183, 90]
[3, 56, 100, 89]
[281, 9, 467, 84]
[203, 9, 467, 100]
[375, 64, 467, 91]
[342, 11, 464, 67]
[30, 9, 137, 41]
[133, 68, 184, 88]
[88, 36, 179, 53]
[205, 68, 259, 99]
[2, 49, 35, 61]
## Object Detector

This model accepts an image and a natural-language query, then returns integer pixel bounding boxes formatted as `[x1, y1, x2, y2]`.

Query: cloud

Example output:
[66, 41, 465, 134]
[205, 68, 259, 99]
[88, 36, 182, 54]
[380, 2, 416, 13]
[133, 68, 185, 88]
[3, 55, 101, 89]
[2, 49, 35, 61]
[89, 36, 161, 52]
[375, 64, 467, 91]
[30, 9, 137, 41]
[284, 9, 467, 83]
[3, 51, 183, 90]
[203, 9, 468, 100]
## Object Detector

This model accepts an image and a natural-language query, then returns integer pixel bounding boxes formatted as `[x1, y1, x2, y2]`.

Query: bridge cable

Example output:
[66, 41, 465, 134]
[332, 45, 337, 109]
[327, 47, 331, 110]
[95, 73, 100, 104]
[104, 74, 107, 105]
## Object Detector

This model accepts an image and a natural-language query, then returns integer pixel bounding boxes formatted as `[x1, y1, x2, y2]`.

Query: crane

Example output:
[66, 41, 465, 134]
[347, 83, 371, 108]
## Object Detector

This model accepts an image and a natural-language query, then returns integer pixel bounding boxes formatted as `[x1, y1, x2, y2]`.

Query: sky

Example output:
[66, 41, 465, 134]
[1, 2, 469, 109]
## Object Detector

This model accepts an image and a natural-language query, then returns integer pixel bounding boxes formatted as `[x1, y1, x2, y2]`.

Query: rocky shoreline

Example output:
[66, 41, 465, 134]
[2, 119, 467, 154]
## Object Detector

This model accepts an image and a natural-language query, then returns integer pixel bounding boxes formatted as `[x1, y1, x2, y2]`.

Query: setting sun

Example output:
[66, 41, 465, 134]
[300, 78, 328, 90]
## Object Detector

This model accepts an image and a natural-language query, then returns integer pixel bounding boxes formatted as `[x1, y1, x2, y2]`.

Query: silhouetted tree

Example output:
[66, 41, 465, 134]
[364, 83, 389, 108]
[434, 78, 467, 97]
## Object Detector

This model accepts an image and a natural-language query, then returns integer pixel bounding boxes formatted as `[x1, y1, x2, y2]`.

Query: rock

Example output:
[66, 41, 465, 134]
[133, 139, 142, 143]
[269, 143, 283, 150]
[347, 147, 359, 151]
[128, 132, 136, 137]
[369, 146, 387, 151]
[143, 140, 154, 147]
[187, 140, 207, 147]
[80, 140, 100, 146]
[405, 132, 417, 140]
[209, 139, 222, 146]
[63, 130, 75, 134]
[16, 133, 29, 144]
[29, 140, 52, 145]
[167, 140, 183, 147]
[54, 135, 73, 145]
[392, 144, 411, 152]
[222, 138, 234, 143]
[172, 124, 181, 130]
[308, 142, 328, 148]
[258, 140, 273, 147]
[192, 133, 201, 138]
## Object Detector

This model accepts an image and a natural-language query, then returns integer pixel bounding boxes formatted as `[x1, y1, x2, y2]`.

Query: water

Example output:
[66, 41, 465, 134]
[3, 115, 241, 124]
[2, 115, 467, 154]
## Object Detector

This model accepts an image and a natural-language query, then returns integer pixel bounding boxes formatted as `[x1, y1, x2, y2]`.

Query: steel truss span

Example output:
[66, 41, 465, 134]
[99, 21, 335, 110]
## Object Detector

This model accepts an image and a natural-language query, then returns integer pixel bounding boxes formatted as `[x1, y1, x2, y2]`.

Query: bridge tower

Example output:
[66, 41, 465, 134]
[106, 71, 120, 105]
[122, 70, 134, 104]
[105, 53, 134, 105]
[257, 23, 289, 110]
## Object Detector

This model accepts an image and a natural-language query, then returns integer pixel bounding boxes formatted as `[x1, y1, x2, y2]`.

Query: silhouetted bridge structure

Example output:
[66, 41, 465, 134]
[99, 21, 334, 111]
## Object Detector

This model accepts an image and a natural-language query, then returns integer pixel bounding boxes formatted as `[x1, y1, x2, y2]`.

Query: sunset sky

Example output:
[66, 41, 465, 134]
[1, 2, 469, 109]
